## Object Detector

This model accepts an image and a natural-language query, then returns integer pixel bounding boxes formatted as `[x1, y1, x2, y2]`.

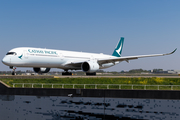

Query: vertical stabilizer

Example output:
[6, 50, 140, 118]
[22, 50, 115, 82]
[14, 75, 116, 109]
[112, 37, 124, 57]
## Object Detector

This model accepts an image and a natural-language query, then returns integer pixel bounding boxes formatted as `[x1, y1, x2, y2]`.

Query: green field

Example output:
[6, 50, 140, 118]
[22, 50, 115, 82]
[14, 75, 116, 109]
[1, 77, 180, 90]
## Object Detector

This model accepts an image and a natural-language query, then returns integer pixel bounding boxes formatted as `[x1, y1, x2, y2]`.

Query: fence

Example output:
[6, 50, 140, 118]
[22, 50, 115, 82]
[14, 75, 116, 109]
[12, 83, 180, 90]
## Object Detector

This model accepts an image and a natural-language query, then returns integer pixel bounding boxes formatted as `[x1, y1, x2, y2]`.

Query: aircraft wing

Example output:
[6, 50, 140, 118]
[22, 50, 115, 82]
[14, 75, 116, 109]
[97, 48, 177, 65]
[62, 49, 177, 68]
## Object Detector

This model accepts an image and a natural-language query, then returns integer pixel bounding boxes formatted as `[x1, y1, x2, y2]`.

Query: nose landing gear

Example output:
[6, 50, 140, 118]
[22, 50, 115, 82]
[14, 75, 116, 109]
[10, 66, 16, 75]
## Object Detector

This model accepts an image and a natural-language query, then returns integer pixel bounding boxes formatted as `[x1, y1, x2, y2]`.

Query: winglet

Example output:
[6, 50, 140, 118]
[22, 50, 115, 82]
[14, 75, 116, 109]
[171, 48, 177, 54]
[164, 48, 177, 55]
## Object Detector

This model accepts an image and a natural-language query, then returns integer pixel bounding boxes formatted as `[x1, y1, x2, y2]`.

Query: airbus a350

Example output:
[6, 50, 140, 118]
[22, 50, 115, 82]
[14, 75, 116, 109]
[2, 37, 177, 75]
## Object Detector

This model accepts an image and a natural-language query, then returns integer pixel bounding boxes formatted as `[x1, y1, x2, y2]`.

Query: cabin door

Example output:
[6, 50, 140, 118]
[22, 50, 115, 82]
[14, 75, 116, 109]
[23, 50, 28, 59]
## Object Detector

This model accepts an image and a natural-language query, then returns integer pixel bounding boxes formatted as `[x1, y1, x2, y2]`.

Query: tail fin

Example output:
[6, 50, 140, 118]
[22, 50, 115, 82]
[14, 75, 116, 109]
[112, 37, 124, 57]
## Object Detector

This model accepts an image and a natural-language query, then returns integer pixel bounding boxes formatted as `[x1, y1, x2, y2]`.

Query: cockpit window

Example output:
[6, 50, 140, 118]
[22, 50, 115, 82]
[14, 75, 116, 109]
[6, 52, 17, 55]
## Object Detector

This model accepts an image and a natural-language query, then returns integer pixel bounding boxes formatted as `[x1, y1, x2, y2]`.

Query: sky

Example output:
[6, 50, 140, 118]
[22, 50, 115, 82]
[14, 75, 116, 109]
[0, 0, 180, 72]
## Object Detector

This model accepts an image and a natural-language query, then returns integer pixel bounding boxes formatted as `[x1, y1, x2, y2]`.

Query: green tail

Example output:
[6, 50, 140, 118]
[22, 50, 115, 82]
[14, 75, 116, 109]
[112, 37, 124, 57]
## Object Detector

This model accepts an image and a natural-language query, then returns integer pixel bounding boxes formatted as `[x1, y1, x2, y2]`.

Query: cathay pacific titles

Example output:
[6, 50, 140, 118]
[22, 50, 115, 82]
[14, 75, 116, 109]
[28, 49, 57, 55]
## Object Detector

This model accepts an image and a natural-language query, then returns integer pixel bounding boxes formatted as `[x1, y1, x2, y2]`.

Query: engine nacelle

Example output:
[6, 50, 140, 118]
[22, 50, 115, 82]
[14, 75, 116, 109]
[33, 67, 51, 73]
[81, 61, 99, 73]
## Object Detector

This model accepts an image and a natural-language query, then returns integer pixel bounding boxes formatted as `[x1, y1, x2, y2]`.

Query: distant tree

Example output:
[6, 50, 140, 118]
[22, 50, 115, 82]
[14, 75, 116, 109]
[120, 70, 125, 73]
[128, 69, 149, 73]
[153, 69, 163, 73]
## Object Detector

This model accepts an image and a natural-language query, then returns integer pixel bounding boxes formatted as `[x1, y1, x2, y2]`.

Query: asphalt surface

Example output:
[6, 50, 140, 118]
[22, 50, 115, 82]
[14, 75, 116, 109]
[55, 75, 180, 78]
[0, 75, 180, 79]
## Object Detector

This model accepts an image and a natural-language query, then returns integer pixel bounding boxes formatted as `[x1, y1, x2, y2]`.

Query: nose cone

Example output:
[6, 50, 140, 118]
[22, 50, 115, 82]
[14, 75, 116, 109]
[2, 57, 9, 65]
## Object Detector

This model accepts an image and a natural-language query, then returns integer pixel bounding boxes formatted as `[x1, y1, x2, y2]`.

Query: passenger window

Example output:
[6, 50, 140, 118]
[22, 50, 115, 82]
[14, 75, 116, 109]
[6, 52, 17, 55]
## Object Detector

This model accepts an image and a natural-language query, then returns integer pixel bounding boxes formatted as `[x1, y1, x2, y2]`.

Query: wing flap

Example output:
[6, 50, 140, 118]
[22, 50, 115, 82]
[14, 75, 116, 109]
[62, 61, 84, 69]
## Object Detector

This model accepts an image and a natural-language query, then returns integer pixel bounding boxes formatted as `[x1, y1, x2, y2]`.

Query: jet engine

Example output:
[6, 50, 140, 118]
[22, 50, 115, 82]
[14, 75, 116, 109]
[33, 67, 51, 73]
[81, 61, 99, 73]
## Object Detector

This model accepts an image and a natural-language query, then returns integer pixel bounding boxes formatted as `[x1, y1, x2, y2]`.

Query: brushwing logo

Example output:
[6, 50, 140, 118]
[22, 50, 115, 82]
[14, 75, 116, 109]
[18, 54, 23, 59]
[112, 37, 124, 57]
[116, 42, 122, 56]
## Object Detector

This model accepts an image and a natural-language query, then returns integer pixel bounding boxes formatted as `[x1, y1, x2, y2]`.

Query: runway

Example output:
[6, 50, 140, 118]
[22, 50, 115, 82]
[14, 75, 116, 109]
[54, 75, 180, 78]
[0, 75, 180, 79]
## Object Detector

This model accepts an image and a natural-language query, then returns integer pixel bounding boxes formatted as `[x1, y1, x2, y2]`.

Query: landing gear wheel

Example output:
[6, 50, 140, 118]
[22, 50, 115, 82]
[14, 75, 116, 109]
[12, 71, 15, 75]
[86, 72, 96, 76]
[62, 72, 72, 75]
[11, 67, 16, 75]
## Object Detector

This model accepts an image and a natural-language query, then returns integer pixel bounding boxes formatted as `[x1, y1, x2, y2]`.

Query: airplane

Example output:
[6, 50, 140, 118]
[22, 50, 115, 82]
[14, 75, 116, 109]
[2, 37, 177, 75]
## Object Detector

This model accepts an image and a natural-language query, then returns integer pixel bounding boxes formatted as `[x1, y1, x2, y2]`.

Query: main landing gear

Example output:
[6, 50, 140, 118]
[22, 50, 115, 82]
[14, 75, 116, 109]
[62, 70, 72, 75]
[61, 70, 96, 76]
[86, 72, 96, 76]
[10, 66, 16, 75]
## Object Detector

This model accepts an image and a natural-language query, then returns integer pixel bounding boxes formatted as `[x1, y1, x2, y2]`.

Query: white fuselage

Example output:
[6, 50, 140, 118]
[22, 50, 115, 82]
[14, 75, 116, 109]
[2, 47, 119, 71]
[2, 37, 175, 74]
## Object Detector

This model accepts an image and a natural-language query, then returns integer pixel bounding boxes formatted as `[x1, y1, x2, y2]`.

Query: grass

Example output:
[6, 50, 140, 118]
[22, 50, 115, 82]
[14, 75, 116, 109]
[1, 77, 180, 90]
